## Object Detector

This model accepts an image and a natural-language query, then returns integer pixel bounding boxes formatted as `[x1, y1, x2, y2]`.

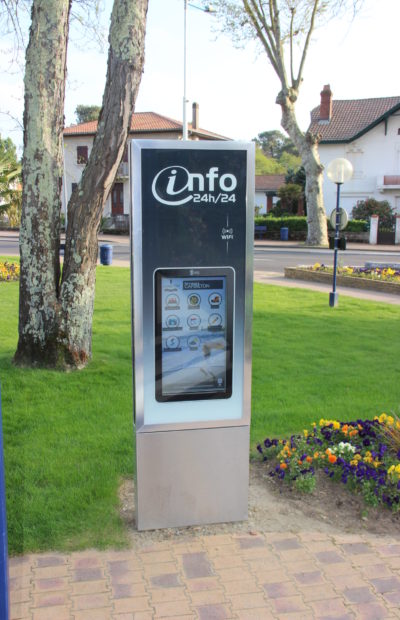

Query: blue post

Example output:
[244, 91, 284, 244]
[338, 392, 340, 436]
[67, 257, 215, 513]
[329, 183, 341, 307]
[0, 388, 9, 620]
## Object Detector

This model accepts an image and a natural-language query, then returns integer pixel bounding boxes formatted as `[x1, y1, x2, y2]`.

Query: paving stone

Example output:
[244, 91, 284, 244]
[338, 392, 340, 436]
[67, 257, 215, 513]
[71, 556, 102, 569]
[72, 592, 111, 610]
[73, 609, 113, 620]
[182, 552, 214, 579]
[271, 595, 310, 614]
[375, 544, 400, 557]
[322, 561, 355, 576]
[328, 573, 368, 589]
[196, 603, 231, 619]
[109, 569, 144, 585]
[222, 579, 261, 595]
[310, 597, 351, 617]
[34, 576, 69, 592]
[254, 569, 289, 584]
[72, 568, 104, 582]
[185, 578, 221, 592]
[113, 596, 152, 614]
[9, 574, 32, 591]
[36, 555, 66, 568]
[217, 567, 254, 583]
[370, 576, 400, 593]
[229, 592, 268, 610]
[352, 602, 392, 619]
[139, 551, 174, 565]
[32, 591, 70, 608]
[150, 573, 181, 588]
[263, 581, 299, 599]
[245, 555, 281, 571]
[190, 589, 227, 606]
[315, 550, 345, 564]
[301, 583, 337, 602]
[343, 586, 376, 604]
[283, 560, 320, 575]
[211, 555, 246, 570]
[10, 600, 31, 620]
[359, 563, 392, 579]
[207, 545, 237, 558]
[10, 588, 31, 604]
[31, 605, 71, 620]
[293, 570, 325, 585]
[32, 565, 69, 580]
[340, 543, 371, 555]
[112, 583, 147, 599]
[108, 560, 142, 574]
[149, 586, 187, 604]
[235, 608, 275, 619]
[151, 599, 193, 617]
[271, 537, 301, 551]
[383, 590, 400, 606]
[236, 537, 266, 549]
[71, 580, 109, 596]
[202, 535, 234, 547]
[142, 563, 178, 578]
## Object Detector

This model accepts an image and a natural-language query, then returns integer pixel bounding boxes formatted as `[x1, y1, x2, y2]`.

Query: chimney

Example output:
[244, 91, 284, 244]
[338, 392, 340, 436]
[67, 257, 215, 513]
[319, 84, 332, 122]
[192, 102, 199, 130]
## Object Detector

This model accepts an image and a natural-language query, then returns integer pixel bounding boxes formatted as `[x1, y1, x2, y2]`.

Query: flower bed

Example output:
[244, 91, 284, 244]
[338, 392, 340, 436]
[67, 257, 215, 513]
[284, 264, 400, 295]
[257, 414, 400, 512]
[0, 261, 19, 282]
[310, 263, 400, 283]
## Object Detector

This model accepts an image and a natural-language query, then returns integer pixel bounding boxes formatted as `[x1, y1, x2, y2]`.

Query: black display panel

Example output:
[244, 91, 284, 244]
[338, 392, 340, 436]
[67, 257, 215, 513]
[155, 268, 234, 402]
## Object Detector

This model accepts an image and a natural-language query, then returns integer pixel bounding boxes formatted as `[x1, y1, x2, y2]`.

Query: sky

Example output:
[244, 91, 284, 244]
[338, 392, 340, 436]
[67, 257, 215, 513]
[1, 0, 400, 154]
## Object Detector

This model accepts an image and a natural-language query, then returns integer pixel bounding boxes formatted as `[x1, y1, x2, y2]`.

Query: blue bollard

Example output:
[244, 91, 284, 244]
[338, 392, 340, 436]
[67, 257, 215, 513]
[0, 388, 9, 620]
[99, 244, 113, 265]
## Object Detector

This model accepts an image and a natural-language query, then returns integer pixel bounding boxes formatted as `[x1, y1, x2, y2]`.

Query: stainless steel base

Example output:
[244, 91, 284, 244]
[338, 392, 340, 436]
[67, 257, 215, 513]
[135, 425, 250, 530]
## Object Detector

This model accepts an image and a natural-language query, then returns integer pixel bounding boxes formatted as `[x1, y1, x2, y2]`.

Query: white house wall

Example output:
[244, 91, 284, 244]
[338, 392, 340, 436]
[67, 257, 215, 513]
[318, 112, 400, 217]
[62, 132, 182, 218]
[255, 191, 267, 214]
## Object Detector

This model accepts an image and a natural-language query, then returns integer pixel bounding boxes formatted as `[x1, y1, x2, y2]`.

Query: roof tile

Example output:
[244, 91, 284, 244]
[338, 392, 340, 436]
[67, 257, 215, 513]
[255, 174, 286, 191]
[308, 96, 400, 142]
[64, 111, 229, 140]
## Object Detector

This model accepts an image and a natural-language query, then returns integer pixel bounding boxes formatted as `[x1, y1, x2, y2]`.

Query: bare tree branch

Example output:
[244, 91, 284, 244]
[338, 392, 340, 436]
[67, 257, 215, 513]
[295, 0, 319, 88]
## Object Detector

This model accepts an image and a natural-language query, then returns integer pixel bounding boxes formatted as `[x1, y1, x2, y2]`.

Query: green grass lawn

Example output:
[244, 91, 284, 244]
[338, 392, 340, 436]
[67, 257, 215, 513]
[0, 261, 399, 554]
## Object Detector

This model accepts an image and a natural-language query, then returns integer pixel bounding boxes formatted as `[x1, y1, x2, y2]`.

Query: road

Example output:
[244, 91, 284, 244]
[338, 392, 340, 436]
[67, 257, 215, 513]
[2, 233, 400, 275]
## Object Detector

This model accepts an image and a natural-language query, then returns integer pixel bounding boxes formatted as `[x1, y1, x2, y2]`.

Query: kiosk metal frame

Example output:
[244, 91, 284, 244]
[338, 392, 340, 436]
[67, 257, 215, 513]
[131, 140, 254, 530]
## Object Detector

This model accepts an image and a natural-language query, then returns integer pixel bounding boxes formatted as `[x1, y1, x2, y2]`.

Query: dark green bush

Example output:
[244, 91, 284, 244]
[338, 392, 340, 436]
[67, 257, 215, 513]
[352, 198, 395, 229]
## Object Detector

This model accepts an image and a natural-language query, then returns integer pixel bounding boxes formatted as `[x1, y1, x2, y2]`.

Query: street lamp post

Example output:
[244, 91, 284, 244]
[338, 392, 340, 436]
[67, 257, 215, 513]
[183, 2, 215, 140]
[326, 158, 353, 307]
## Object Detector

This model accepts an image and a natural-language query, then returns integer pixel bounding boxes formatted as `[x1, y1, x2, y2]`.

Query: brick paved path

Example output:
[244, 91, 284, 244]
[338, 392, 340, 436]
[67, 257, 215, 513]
[9, 531, 400, 619]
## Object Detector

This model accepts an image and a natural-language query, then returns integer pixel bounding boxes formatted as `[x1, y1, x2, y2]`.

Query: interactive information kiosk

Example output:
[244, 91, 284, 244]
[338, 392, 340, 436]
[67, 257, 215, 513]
[131, 141, 254, 530]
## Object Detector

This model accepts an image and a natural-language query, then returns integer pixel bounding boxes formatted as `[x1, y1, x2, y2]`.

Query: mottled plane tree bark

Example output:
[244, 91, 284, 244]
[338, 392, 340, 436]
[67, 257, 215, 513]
[212, 0, 362, 245]
[14, 0, 148, 368]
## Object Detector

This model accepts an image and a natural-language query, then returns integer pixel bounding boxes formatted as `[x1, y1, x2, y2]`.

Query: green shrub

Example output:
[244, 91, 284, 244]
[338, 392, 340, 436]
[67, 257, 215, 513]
[255, 215, 307, 232]
[327, 218, 368, 232]
[352, 198, 395, 229]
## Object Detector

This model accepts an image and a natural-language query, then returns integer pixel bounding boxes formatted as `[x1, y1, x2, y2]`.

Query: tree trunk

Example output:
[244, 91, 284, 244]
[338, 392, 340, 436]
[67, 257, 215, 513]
[15, 0, 148, 369]
[14, 0, 71, 367]
[59, 0, 148, 368]
[277, 89, 328, 247]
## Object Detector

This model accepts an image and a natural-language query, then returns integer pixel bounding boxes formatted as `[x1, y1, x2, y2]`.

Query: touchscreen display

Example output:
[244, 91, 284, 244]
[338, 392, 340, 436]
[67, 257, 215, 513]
[155, 269, 233, 402]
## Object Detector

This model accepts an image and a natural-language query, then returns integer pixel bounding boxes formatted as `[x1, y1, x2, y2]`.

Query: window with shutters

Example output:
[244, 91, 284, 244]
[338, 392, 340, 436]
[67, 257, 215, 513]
[77, 146, 88, 164]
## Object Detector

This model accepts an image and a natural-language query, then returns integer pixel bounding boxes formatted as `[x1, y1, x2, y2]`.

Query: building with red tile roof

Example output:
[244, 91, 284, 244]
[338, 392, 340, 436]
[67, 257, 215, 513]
[309, 85, 400, 218]
[255, 174, 286, 214]
[62, 105, 230, 228]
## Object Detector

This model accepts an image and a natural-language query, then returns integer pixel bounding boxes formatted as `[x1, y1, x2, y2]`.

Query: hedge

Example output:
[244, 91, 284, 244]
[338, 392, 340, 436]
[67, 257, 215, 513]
[255, 216, 368, 233]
